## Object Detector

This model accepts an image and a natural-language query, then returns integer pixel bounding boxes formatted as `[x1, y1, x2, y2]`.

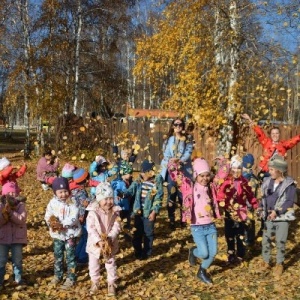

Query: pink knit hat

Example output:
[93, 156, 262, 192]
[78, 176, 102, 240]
[61, 163, 76, 178]
[1, 181, 20, 196]
[193, 158, 210, 178]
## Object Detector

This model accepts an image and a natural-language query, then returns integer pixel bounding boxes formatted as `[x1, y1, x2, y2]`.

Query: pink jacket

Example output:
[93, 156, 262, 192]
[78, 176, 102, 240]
[192, 182, 221, 225]
[36, 157, 59, 182]
[0, 202, 27, 245]
[86, 202, 121, 258]
[216, 175, 258, 221]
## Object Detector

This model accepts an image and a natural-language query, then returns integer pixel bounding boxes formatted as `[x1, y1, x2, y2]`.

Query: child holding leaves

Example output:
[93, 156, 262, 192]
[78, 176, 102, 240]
[188, 158, 220, 284]
[217, 155, 258, 264]
[0, 181, 27, 290]
[45, 177, 81, 289]
[86, 182, 121, 296]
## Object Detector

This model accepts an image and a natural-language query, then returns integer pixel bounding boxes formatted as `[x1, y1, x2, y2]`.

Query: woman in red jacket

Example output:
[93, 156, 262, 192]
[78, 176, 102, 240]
[242, 113, 300, 180]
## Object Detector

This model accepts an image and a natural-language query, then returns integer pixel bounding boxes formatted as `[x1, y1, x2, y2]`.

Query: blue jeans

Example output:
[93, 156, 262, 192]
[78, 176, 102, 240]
[132, 215, 154, 257]
[191, 223, 218, 269]
[0, 244, 23, 284]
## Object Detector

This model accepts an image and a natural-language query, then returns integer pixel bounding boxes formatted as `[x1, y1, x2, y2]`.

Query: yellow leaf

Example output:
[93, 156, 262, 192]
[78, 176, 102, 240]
[71, 156, 77, 161]
[219, 201, 225, 207]
[79, 126, 85, 132]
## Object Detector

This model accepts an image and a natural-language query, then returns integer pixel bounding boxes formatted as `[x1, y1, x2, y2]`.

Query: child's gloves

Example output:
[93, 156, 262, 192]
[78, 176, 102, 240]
[49, 215, 65, 232]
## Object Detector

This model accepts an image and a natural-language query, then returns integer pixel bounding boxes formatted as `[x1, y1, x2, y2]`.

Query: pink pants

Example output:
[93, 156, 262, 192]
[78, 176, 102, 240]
[88, 253, 117, 284]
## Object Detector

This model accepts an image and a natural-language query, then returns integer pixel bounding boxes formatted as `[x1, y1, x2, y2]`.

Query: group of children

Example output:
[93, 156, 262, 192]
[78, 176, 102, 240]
[0, 146, 296, 295]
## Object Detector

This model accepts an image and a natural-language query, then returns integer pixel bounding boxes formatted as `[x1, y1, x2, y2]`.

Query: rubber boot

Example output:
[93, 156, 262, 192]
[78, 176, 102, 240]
[197, 267, 212, 285]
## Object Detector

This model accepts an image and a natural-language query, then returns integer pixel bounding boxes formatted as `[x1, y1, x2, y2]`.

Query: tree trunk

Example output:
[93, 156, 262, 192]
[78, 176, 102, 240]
[73, 0, 82, 115]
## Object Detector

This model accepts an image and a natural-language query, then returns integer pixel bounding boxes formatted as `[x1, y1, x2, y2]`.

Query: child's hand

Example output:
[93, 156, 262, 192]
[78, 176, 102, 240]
[148, 211, 156, 221]
[49, 215, 65, 232]
[267, 210, 277, 221]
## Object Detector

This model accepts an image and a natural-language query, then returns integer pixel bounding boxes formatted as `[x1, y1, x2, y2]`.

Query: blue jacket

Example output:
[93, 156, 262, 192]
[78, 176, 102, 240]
[123, 175, 164, 218]
[160, 136, 193, 180]
[111, 178, 131, 211]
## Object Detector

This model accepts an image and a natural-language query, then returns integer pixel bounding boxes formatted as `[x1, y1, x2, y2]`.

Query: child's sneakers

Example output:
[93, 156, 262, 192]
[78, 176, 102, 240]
[60, 278, 75, 290]
[273, 264, 283, 279]
[41, 183, 50, 191]
[107, 283, 117, 297]
[188, 246, 197, 266]
[49, 276, 62, 286]
[90, 282, 100, 295]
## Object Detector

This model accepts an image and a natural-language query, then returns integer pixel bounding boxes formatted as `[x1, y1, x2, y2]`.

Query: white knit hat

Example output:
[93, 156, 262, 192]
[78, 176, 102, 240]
[0, 157, 10, 171]
[230, 155, 243, 169]
[95, 182, 113, 202]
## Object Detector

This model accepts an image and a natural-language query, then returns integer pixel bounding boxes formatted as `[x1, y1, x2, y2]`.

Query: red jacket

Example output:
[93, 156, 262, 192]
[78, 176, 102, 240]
[253, 125, 300, 172]
[216, 175, 258, 221]
[0, 164, 27, 186]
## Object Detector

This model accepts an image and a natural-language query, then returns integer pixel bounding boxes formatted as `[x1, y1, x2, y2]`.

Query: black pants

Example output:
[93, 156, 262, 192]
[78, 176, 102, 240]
[224, 218, 246, 258]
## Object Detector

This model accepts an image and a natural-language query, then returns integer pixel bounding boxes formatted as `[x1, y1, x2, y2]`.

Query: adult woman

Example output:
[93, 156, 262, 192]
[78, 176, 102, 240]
[160, 118, 193, 230]
[242, 113, 300, 180]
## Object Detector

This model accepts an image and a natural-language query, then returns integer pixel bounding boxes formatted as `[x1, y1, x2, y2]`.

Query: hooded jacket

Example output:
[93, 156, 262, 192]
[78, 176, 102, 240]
[86, 202, 121, 258]
[45, 196, 81, 240]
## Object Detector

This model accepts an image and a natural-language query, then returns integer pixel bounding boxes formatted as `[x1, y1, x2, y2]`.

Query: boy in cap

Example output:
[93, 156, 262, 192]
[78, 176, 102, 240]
[121, 159, 164, 260]
[258, 155, 296, 279]
[45, 177, 81, 289]
[88, 155, 118, 197]
[242, 154, 260, 245]
[111, 161, 133, 229]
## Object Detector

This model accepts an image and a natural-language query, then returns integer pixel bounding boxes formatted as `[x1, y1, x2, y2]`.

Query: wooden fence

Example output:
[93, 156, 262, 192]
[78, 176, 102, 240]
[104, 118, 300, 182]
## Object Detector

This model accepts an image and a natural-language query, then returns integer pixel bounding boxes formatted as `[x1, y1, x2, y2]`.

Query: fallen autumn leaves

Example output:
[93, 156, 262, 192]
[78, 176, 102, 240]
[1, 155, 300, 300]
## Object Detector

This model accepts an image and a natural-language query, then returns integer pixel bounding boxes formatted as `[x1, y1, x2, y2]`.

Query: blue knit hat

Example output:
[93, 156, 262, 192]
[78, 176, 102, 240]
[52, 177, 69, 194]
[141, 159, 155, 173]
[242, 154, 254, 169]
[73, 168, 89, 184]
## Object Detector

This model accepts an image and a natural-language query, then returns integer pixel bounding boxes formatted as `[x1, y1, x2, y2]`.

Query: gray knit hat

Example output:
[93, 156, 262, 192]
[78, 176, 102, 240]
[268, 155, 287, 173]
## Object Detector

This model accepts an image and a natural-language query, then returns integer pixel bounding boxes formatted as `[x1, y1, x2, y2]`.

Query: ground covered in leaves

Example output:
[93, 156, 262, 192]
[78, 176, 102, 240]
[1, 153, 300, 300]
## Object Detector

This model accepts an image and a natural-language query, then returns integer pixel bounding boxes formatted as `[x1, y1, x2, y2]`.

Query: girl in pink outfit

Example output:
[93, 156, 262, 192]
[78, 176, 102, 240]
[0, 181, 27, 290]
[188, 158, 220, 285]
[86, 182, 121, 296]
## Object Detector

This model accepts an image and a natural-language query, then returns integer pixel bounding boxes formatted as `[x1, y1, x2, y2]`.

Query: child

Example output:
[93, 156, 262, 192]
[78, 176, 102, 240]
[187, 158, 220, 284]
[217, 155, 258, 264]
[89, 155, 118, 197]
[86, 182, 121, 296]
[0, 181, 27, 290]
[122, 159, 164, 260]
[0, 157, 27, 186]
[71, 168, 92, 264]
[36, 150, 59, 190]
[258, 155, 296, 279]
[241, 154, 260, 245]
[61, 163, 76, 184]
[111, 160, 133, 229]
[45, 177, 81, 289]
